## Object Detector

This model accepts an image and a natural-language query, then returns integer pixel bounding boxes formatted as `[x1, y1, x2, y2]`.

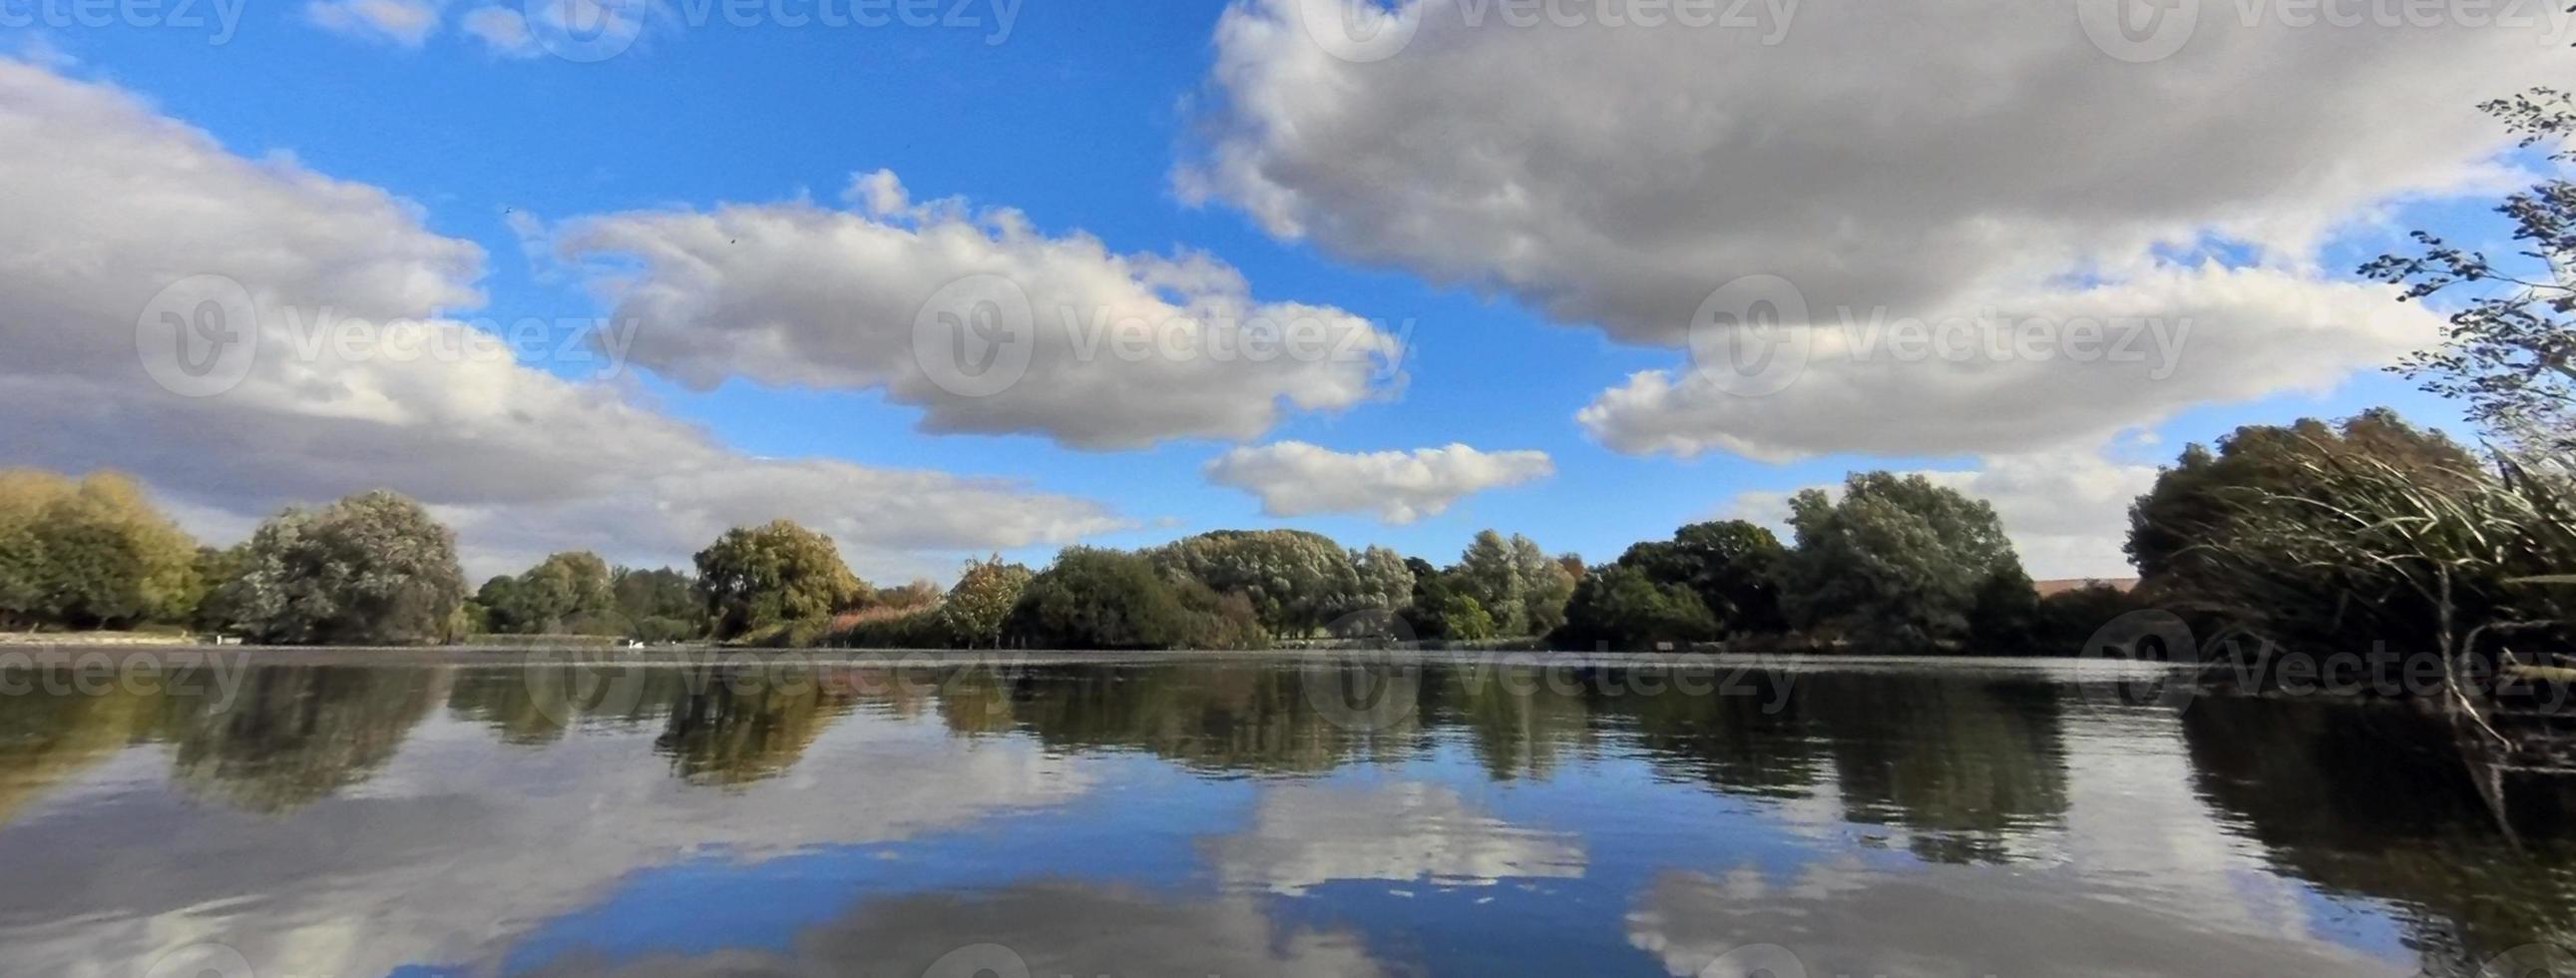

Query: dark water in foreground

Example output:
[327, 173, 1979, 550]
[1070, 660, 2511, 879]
[1, 654, 2572, 977]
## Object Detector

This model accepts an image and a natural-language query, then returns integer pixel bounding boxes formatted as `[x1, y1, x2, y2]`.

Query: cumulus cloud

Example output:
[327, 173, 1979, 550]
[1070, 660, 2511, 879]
[0, 60, 1125, 579]
[1203, 441, 1552, 523]
[1728, 449, 2163, 581]
[1577, 265, 2438, 459]
[1183, 0, 2544, 457]
[306, 0, 446, 45]
[556, 171, 1405, 450]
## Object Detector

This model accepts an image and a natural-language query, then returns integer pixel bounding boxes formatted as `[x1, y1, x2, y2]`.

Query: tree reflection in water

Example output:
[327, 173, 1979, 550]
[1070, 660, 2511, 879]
[0, 655, 2569, 978]
[2184, 697, 2576, 976]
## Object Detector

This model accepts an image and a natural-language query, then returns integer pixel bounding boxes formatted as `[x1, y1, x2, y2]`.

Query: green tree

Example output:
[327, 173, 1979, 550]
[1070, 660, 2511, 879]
[2361, 88, 2576, 454]
[1780, 472, 2028, 653]
[1150, 530, 1360, 637]
[2128, 409, 2576, 669]
[187, 546, 245, 635]
[944, 554, 1034, 649]
[1436, 591, 1497, 642]
[1617, 520, 1788, 636]
[693, 520, 867, 641]
[483, 551, 618, 635]
[1007, 547, 1208, 650]
[1512, 534, 1575, 637]
[1348, 545, 1417, 616]
[474, 576, 527, 634]
[1454, 530, 1527, 636]
[1964, 561, 2042, 655]
[611, 566, 705, 642]
[0, 470, 199, 629]
[1555, 563, 1720, 651]
[2128, 409, 2481, 587]
[216, 490, 468, 646]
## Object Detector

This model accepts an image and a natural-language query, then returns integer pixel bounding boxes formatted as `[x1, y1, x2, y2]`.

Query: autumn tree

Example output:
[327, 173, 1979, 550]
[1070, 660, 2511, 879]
[0, 470, 200, 629]
[944, 555, 1034, 649]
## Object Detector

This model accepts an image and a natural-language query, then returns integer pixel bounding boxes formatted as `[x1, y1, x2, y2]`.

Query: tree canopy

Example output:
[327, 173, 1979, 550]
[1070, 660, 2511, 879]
[1615, 520, 1787, 637]
[2363, 88, 2576, 455]
[1780, 472, 2028, 653]
[0, 470, 199, 630]
[215, 490, 468, 646]
[693, 520, 867, 640]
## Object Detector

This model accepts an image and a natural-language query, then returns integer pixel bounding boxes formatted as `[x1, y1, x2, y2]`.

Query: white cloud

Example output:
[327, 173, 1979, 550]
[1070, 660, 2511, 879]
[458, 5, 539, 56]
[556, 170, 1405, 450]
[1204, 781, 1585, 894]
[1576, 265, 2439, 460]
[1624, 861, 2396, 978]
[306, 0, 446, 45]
[0, 60, 1125, 579]
[0, 707, 1096, 977]
[1183, 0, 2544, 458]
[1728, 449, 2163, 580]
[1203, 441, 1552, 523]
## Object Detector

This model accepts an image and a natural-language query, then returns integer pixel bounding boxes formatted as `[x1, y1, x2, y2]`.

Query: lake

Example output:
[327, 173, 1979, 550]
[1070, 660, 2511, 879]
[0, 652, 2569, 977]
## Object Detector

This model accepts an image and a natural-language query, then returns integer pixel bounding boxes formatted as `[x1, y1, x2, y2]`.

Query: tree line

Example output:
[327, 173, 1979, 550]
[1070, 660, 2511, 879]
[1, 396, 2564, 659]
[0, 458, 2121, 654]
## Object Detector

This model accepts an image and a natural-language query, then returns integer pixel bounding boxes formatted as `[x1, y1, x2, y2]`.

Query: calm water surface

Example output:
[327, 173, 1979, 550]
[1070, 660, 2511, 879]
[1, 654, 2571, 976]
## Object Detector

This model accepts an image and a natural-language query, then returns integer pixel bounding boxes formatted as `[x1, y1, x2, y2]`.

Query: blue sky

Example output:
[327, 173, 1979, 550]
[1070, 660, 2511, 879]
[0, 0, 2546, 582]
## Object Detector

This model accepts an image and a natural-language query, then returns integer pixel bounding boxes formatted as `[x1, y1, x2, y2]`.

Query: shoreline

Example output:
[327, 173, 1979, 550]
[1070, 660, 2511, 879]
[0, 642, 2202, 674]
